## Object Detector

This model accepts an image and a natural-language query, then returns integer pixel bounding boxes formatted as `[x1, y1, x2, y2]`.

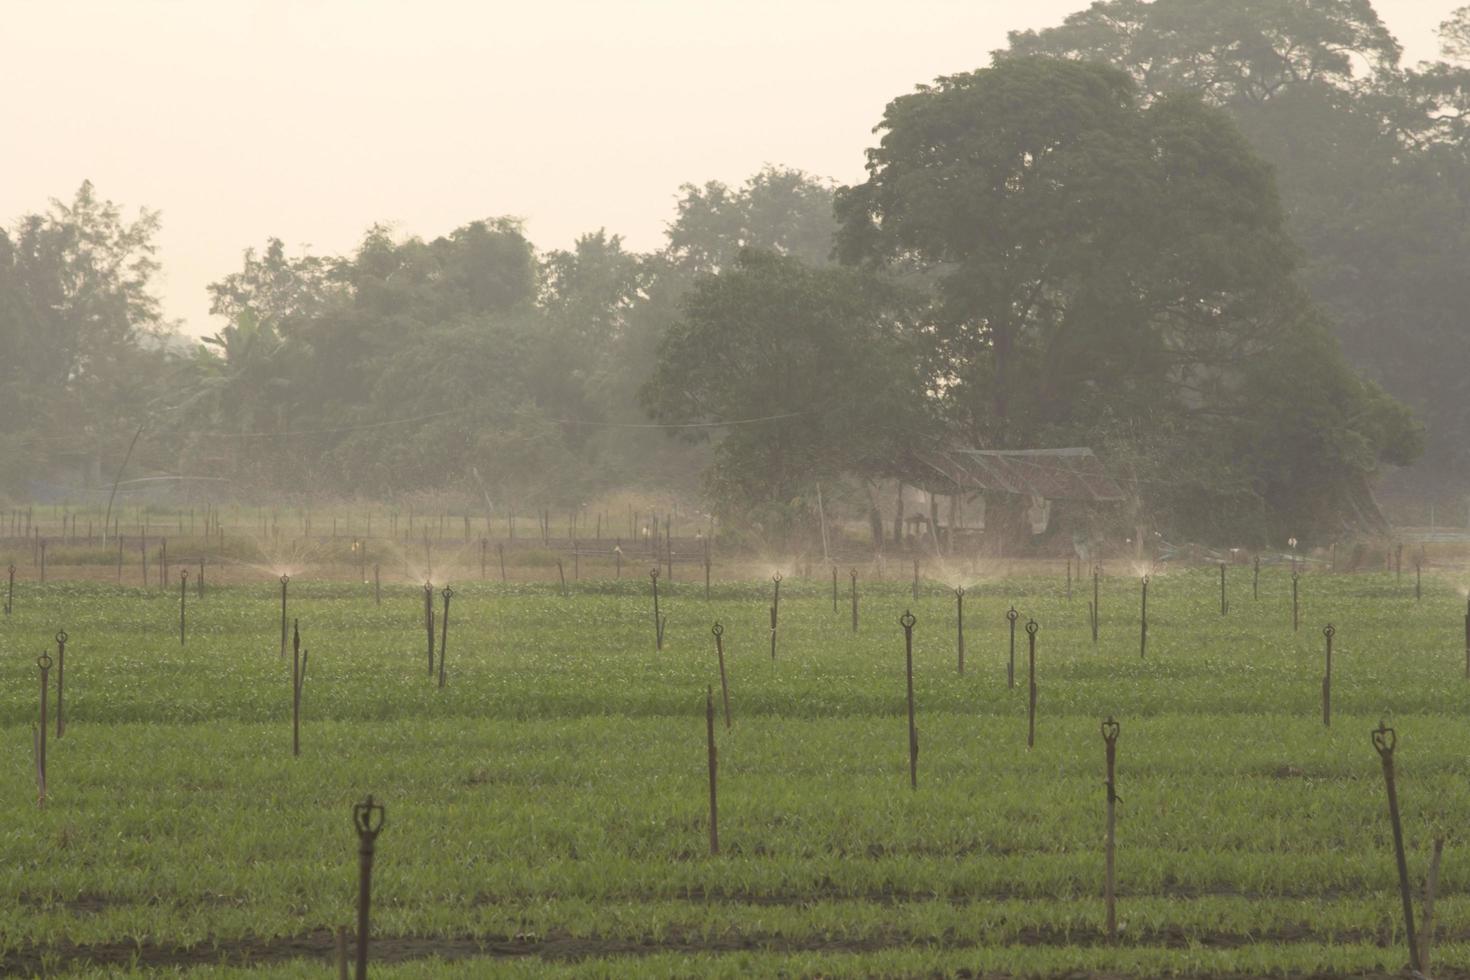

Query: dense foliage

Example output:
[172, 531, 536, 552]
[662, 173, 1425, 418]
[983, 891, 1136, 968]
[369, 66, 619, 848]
[1001, 0, 1470, 485]
[3, 0, 1465, 545]
[0, 169, 836, 510]
[833, 57, 1419, 541]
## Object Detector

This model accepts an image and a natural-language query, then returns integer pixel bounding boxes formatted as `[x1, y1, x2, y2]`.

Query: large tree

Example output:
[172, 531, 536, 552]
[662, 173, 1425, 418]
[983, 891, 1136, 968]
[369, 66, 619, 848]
[835, 57, 1417, 540]
[641, 250, 932, 538]
[0, 182, 171, 494]
[665, 165, 839, 274]
[998, 0, 1470, 489]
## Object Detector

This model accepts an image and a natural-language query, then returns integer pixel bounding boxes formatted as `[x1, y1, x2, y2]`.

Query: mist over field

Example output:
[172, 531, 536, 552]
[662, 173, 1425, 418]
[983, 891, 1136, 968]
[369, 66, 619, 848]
[1, 0, 1466, 555]
[8, 5, 1470, 978]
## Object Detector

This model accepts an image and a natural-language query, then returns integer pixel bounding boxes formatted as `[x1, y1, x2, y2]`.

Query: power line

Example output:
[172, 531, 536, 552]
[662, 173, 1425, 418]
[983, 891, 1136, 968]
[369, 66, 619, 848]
[196, 409, 466, 439]
[534, 410, 807, 429]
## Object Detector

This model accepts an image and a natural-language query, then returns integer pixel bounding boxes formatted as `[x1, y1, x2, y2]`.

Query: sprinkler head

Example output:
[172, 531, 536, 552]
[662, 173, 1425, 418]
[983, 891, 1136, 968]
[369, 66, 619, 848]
[441, 586, 454, 601]
[55, 631, 67, 646]
[37, 652, 52, 671]
[1101, 717, 1119, 743]
[899, 610, 916, 630]
[353, 795, 385, 835]
[280, 574, 290, 585]
[1372, 721, 1395, 755]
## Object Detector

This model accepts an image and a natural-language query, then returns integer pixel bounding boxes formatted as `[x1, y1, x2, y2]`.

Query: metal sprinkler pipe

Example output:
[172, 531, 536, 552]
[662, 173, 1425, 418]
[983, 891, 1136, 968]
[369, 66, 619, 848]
[179, 570, 189, 645]
[706, 685, 718, 855]
[650, 568, 665, 652]
[437, 587, 453, 689]
[1139, 575, 1149, 660]
[352, 796, 385, 980]
[1292, 571, 1300, 633]
[54, 631, 67, 738]
[1371, 723, 1421, 974]
[1091, 564, 1101, 645]
[954, 587, 965, 674]
[1006, 606, 1018, 689]
[712, 623, 731, 729]
[1101, 716, 1121, 940]
[279, 575, 290, 658]
[900, 610, 918, 790]
[770, 572, 782, 661]
[36, 652, 51, 804]
[1026, 619, 1039, 748]
[1322, 625, 1335, 727]
[423, 583, 436, 676]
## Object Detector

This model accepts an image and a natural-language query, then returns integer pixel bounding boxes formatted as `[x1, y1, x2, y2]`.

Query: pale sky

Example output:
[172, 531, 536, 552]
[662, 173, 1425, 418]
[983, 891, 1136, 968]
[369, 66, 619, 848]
[3, 0, 1458, 336]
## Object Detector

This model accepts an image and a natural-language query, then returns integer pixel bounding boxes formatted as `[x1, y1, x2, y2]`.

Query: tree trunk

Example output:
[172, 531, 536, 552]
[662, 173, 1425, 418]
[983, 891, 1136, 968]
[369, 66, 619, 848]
[993, 323, 1013, 437]
[864, 480, 886, 553]
[894, 482, 905, 547]
[929, 493, 942, 555]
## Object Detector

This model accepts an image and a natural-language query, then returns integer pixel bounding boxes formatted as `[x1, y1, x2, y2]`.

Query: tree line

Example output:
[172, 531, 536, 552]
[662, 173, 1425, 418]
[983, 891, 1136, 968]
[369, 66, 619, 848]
[3, 0, 1466, 546]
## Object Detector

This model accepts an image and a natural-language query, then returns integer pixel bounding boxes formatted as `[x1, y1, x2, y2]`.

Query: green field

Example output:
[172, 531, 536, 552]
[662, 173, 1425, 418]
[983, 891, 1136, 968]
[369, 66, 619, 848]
[2, 565, 1468, 977]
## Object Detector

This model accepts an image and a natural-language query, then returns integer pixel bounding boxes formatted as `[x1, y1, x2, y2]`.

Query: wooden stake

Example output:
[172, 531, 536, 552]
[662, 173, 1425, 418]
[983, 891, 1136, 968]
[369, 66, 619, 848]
[1420, 836, 1444, 971]
[713, 623, 732, 729]
[706, 685, 719, 856]
[1102, 717, 1120, 940]
[901, 611, 918, 789]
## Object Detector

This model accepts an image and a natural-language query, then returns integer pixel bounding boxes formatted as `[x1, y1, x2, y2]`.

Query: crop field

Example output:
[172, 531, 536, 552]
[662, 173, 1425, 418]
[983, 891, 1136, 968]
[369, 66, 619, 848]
[3, 556, 1470, 977]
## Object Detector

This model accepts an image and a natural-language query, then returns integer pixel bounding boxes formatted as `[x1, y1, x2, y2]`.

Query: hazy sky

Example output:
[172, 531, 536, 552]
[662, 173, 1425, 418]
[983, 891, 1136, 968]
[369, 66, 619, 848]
[4, 0, 1459, 335]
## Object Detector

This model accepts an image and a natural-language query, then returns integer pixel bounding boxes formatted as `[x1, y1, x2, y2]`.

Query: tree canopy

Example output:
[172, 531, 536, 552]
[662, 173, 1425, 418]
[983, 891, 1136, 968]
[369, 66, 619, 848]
[2, 2, 1453, 545]
[997, 0, 1469, 488]
[833, 56, 1416, 538]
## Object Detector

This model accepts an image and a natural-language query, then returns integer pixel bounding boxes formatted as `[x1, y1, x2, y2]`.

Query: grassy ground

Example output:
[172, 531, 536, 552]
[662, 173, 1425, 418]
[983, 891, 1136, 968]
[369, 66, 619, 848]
[1, 566, 1468, 977]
